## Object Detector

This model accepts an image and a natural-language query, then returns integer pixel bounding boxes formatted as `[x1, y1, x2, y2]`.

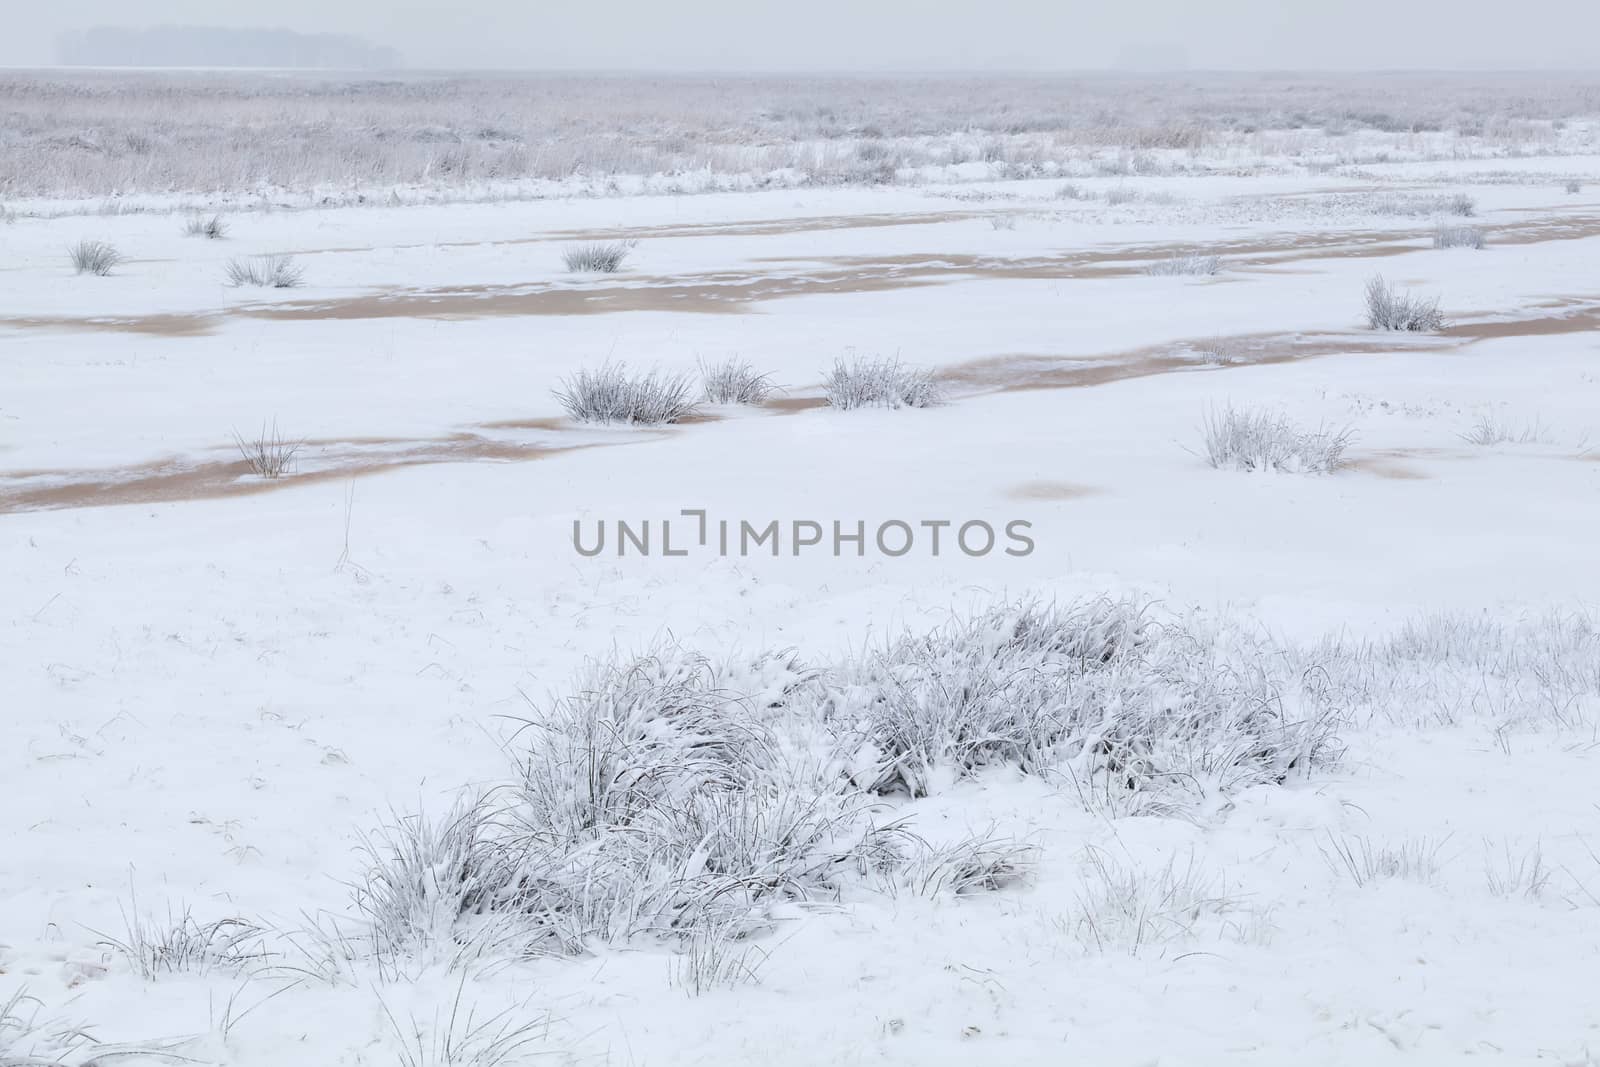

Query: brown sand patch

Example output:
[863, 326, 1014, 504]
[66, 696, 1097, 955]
[1347, 457, 1431, 480]
[9, 209, 1600, 337]
[0, 431, 614, 514]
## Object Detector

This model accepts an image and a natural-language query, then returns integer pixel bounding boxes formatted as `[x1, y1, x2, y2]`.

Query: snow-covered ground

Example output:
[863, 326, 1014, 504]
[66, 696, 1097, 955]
[3, 156, 1600, 1065]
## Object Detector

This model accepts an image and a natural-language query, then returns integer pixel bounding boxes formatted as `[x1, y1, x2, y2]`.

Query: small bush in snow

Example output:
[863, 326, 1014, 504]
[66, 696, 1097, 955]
[1054, 182, 1088, 200]
[988, 215, 1017, 230]
[69, 239, 122, 275]
[700, 358, 775, 405]
[1565, 179, 1583, 194]
[1202, 406, 1351, 473]
[233, 421, 303, 478]
[226, 254, 304, 288]
[1364, 274, 1443, 331]
[1103, 187, 1138, 206]
[562, 240, 635, 273]
[183, 213, 227, 239]
[554, 364, 697, 424]
[823, 355, 941, 411]
[1433, 223, 1485, 250]
[1446, 193, 1476, 216]
[1145, 253, 1221, 276]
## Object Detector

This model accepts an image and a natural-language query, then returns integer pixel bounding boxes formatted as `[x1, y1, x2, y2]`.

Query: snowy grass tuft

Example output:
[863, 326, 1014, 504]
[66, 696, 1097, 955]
[1, 988, 91, 1065]
[1202, 406, 1352, 473]
[1484, 842, 1551, 900]
[384, 979, 557, 1067]
[1460, 412, 1546, 445]
[833, 598, 1340, 800]
[1566, 179, 1583, 194]
[1066, 848, 1238, 955]
[69, 238, 122, 275]
[98, 907, 268, 979]
[1321, 835, 1448, 887]
[233, 420, 303, 478]
[561, 240, 635, 273]
[1364, 274, 1444, 331]
[342, 597, 1340, 967]
[1433, 222, 1485, 249]
[553, 364, 697, 424]
[1371, 193, 1475, 217]
[667, 913, 774, 996]
[182, 212, 227, 239]
[225, 254, 304, 288]
[1145, 252, 1222, 276]
[1306, 610, 1600, 731]
[823, 355, 942, 411]
[700, 357, 776, 405]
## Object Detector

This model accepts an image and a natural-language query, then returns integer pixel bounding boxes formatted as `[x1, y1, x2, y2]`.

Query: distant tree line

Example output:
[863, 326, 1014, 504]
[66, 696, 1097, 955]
[57, 26, 400, 69]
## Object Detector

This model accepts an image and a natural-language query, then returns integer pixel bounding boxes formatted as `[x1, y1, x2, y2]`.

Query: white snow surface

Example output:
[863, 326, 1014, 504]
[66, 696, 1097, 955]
[4, 159, 1600, 1065]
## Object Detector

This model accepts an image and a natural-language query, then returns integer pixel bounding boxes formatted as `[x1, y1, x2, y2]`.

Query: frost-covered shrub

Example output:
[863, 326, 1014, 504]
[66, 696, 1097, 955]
[823, 355, 941, 410]
[1364, 274, 1443, 331]
[1202, 406, 1351, 473]
[226, 254, 303, 288]
[553, 364, 697, 424]
[830, 598, 1339, 800]
[355, 648, 903, 956]
[1433, 223, 1485, 249]
[1145, 253, 1222, 276]
[562, 240, 635, 273]
[347, 599, 1349, 965]
[69, 239, 122, 275]
[700, 358, 775, 404]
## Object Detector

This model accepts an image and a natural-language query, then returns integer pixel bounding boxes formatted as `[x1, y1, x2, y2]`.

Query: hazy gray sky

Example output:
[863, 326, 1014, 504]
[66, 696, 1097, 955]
[5, 0, 1599, 71]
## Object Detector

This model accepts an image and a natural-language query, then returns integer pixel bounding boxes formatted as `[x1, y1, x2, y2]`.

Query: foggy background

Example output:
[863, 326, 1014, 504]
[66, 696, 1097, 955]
[4, 0, 1599, 71]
